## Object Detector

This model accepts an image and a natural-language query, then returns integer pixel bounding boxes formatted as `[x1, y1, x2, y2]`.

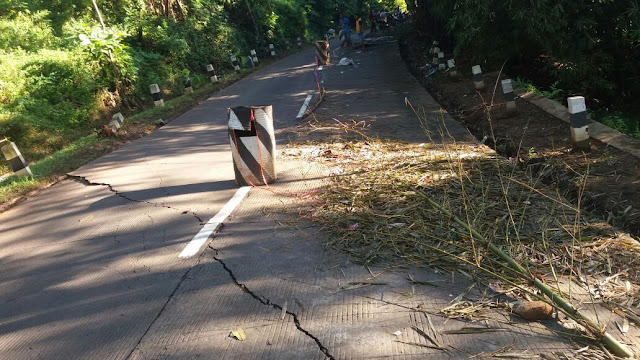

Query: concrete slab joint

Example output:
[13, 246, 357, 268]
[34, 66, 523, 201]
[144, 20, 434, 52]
[210, 246, 335, 360]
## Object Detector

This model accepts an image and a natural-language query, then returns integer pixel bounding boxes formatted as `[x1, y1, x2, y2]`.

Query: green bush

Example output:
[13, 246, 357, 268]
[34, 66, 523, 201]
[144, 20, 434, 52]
[408, 0, 640, 135]
[0, 11, 58, 51]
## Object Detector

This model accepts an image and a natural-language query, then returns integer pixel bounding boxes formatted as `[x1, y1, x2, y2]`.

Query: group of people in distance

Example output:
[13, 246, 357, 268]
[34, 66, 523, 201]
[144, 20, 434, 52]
[336, 8, 406, 50]
[337, 13, 362, 49]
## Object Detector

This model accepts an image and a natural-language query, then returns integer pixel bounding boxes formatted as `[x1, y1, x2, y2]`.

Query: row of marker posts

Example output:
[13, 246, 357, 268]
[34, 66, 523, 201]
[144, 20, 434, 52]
[148, 44, 278, 108]
[432, 42, 590, 151]
[148, 37, 311, 106]
[2, 39, 306, 181]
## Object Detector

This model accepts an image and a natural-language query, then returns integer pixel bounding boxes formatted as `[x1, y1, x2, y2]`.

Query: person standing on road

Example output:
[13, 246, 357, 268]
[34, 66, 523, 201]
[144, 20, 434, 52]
[355, 14, 364, 50]
[339, 13, 352, 48]
[369, 10, 376, 34]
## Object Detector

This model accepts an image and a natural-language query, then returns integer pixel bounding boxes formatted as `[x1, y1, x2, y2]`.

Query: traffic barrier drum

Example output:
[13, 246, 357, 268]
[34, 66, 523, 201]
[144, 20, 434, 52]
[315, 41, 330, 65]
[228, 105, 277, 186]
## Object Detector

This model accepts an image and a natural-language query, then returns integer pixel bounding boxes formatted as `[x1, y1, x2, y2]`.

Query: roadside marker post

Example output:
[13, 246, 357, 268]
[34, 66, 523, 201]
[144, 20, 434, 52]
[230, 55, 240, 72]
[228, 105, 277, 186]
[109, 112, 124, 132]
[429, 41, 438, 57]
[206, 64, 218, 83]
[472, 65, 485, 90]
[1, 140, 32, 177]
[568, 96, 590, 151]
[250, 49, 258, 64]
[432, 47, 440, 65]
[184, 78, 193, 94]
[269, 43, 276, 57]
[297, 37, 302, 47]
[438, 52, 445, 70]
[150, 84, 164, 107]
[447, 59, 458, 78]
[501, 79, 516, 113]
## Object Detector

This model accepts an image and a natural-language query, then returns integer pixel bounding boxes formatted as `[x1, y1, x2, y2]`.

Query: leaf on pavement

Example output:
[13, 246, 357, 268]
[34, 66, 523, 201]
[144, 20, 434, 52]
[229, 327, 246, 341]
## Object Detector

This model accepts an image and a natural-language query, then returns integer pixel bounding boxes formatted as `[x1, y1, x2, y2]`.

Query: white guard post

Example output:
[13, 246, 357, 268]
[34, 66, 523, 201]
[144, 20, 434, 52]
[472, 65, 485, 90]
[432, 47, 440, 65]
[109, 112, 125, 132]
[184, 78, 193, 94]
[230, 55, 240, 72]
[438, 52, 445, 70]
[568, 96, 590, 151]
[447, 59, 457, 77]
[206, 64, 218, 82]
[150, 84, 164, 107]
[501, 79, 516, 112]
[269, 43, 276, 57]
[1, 141, 32, 177]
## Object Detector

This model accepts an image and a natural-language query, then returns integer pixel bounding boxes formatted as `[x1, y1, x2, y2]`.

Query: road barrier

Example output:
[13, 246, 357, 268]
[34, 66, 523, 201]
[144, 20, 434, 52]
[150, 84, 164, 107]
[568, 96, 590, 151]
[228, 105, 277, 186]
[206, 64, 218, 83]
[472, 65, 485, 90]
[1, 140, 32, 177]
[315, 41, 330, 65]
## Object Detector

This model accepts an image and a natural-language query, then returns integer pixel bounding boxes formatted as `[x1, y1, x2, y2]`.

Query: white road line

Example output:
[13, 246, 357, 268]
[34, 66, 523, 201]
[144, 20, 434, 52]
[296, 95, 313, 119]
[178, 186, 251, 259]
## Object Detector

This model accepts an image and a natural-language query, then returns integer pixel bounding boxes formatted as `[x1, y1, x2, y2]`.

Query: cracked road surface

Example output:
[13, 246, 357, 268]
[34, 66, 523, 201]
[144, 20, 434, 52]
[0, 47, 319, 359]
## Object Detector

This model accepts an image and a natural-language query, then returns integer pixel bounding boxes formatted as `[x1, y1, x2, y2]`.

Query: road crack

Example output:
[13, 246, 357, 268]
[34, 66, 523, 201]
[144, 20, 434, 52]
[210, 246, 335, 360]
[67, 174, 204, 223]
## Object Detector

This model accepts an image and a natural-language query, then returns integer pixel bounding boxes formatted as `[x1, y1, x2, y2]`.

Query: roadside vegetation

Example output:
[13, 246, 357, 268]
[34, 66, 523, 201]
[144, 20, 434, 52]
[406, 0, 640, 138]
[0, 0, 405, 206]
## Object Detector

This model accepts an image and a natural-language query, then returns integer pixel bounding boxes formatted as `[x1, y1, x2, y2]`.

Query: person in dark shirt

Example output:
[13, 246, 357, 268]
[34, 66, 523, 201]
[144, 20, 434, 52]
[339, 13, 352, 48]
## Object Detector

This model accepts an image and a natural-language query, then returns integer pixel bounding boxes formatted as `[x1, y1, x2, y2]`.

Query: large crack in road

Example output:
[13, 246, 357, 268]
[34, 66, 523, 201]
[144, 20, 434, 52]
[210, 245, 335, 360]
[67, 174, 204, 223]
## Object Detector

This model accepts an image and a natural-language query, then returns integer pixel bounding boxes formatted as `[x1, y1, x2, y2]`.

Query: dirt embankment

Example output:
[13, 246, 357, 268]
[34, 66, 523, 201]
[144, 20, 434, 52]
[398, 36, 640, 236]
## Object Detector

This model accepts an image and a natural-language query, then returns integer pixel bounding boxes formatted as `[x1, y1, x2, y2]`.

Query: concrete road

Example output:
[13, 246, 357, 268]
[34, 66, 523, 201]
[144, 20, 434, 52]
[0, 47, 319, 360]
[1, 39, 578, 360]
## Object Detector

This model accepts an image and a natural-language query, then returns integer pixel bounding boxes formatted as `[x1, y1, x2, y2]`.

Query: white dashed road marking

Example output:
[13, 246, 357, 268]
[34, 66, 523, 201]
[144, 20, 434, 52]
[296, 95, 313, 119]
[178, 186, 251, 258]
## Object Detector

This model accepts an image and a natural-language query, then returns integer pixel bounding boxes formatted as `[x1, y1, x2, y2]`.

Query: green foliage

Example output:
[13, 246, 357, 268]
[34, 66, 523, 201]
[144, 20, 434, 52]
[593, 110, 640, 140]
[410, 0, 640, 136]
[0, 11, 58, 51]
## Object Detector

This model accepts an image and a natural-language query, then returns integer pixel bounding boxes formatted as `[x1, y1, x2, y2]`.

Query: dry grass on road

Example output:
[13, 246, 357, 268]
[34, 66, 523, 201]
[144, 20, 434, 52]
[281, 114, 640, 358]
